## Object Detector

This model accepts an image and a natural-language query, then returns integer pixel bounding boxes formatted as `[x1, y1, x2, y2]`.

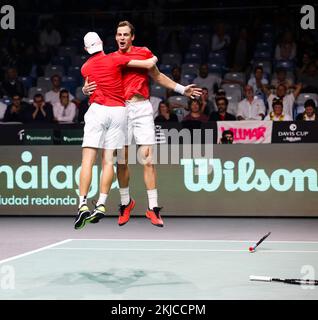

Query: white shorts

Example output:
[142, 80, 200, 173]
[82, 103, 127, 149]
[126, 99, 155, 145]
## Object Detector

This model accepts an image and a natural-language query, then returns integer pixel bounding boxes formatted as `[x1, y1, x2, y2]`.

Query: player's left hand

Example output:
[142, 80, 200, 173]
[184, 84, 202, 99]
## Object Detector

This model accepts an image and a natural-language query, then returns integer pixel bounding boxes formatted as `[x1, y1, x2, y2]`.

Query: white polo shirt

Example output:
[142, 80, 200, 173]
[237, 97, 266, 120]
[267, 93, 295, 117]
[53, 101, 76, 123]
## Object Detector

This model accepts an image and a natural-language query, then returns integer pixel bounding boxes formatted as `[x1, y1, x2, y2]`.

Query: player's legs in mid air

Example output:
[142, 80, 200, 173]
[86, 148, 115, 224]
[85, 105, 127, 225]
[75, 103, 126, 229]
[75, 147, 98, 229]
[116, 99, 163, 227]
[116, 146, 136, 226]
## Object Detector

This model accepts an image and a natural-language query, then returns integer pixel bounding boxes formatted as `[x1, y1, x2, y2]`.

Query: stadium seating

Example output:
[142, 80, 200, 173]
[181, 63, 199, 75]
[224, 72, 246, 84]
[181, 73, 197, 85]
[62, 76, 77, 95]
[37, 77, 52, 92]
[184, 53, 202, 64]
[168, 95, 188, 108]
[19, 76, 33, 91]
[73, 55, 89, 67]
[207, 63, 223, 75]
[67, 66, 82, 83]
[253, 50, 272, 60]
[208, 52, 226, 64]
[161, 53, 182, 66]
[221, 84, 242, 101]
[159, 64, 173, 75]
[274, 60, 295, 72]
[58, 46, 77, 57]
[150, 84, 166, 99]
[28, 87, 47, 99]
[190, 33, 210, 46]
[51, 56, 72, 72]
[44, 65, 64, 78]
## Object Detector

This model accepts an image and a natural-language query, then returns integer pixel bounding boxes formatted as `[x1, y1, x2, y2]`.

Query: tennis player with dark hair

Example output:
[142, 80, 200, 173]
[74, 32, 157, 229]
[83, 21, 202, 227]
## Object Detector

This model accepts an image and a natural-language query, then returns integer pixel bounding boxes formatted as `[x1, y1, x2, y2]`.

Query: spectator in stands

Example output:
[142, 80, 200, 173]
[237, 85, 266, 120]
[220, 130, 234, 144]
[271, 68, 294, 89]
[209, 96, 236, 121]
[201, 87, 215, 116]
[296, 99, 317, 121]
[193, 64, 221, 98]
[53, 89, 76, 123]
[183, 99, 208, 123]
[39, 20, 61, 52]
[2, 68, 26, 98]
[298, 63, 318, 93]
[274, 31, 297, 61]
[154, 100, 179, 123]
[0, 100, 7, 121]
[212, 88, 237, 116]
[264, 98, 292, 121]
[45, 74, 75, 105]
[247, 65, 268, 100]
[2, 94, 29, 123]
[211, 22, 230, 52]
[26, 93, 54, 123]
[267, 83, 302, 118]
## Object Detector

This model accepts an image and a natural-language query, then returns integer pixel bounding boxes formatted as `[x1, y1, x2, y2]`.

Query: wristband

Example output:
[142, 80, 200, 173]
[174, 83, 185, 95]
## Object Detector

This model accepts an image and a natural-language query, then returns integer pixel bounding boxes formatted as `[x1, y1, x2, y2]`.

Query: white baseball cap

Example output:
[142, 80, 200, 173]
[84, 32, 103, 54]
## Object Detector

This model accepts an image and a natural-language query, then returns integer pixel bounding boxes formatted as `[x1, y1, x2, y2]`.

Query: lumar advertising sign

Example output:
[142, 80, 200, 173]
[0, 145, 317, 216]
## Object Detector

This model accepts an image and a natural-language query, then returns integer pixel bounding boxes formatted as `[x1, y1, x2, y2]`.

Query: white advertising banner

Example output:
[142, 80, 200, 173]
[217, 120, 273, 144]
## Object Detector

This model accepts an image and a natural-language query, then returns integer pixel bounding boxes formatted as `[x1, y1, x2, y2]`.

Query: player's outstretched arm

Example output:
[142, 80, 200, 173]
[127, 56, 158, 69]
[149, 65, 202, 99]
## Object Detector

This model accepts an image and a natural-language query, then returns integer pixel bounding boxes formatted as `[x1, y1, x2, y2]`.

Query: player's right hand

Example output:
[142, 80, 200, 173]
[184, 84, 203, 99]
[82, 77, 97, 95]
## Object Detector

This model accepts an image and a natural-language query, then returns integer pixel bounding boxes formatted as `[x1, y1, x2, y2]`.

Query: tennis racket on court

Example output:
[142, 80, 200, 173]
[249, 232, 271, 252]
[250, 275, 318, 285]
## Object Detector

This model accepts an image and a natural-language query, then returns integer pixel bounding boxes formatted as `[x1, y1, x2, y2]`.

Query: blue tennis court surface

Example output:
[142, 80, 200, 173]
[0, 239, 317, 300]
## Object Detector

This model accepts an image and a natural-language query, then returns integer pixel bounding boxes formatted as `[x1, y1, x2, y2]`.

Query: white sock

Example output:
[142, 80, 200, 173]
[79, 195, 87, 208]
[147, 189, 158, 210]
[119, 187, 130, 206]
[97, 193, 108, 206]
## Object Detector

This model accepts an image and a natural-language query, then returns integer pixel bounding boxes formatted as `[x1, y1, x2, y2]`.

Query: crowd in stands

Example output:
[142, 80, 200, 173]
[1, 3, 318, 126]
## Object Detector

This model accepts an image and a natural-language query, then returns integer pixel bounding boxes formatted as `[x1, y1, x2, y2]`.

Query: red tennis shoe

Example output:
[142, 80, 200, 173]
[118, 198, 135, 226]
[146, 207, 164, 227]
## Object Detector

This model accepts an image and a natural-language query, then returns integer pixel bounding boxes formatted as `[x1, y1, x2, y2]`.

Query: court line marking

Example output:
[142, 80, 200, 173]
[0, 239, 72, 265]
[49, 247, 318, 253]
[68, 239, 318, 244]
